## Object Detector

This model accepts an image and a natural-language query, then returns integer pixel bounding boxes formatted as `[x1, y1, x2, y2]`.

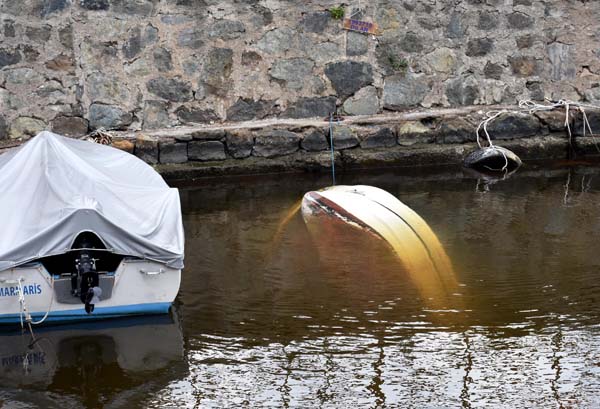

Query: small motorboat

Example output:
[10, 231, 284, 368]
[0, 132, 184, 325]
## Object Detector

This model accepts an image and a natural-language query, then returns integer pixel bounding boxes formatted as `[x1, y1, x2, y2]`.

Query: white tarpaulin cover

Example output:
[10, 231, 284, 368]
[0, 131, 184, 271]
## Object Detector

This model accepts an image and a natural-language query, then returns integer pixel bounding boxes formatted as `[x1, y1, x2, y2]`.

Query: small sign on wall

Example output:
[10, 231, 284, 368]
[343, 18, 379, 35]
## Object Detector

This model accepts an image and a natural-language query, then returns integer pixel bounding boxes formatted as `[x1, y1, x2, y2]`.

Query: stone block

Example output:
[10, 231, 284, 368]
[270, 58, 314, 90]
[135, 133, 158, 164]
[397, 121, 435, 146]
[383, 74, 430, 109]
[176, 106, 219, 124]
[487, 113, 542, 139]
[159, 141, 188, 164]
[0, 116, 6, 139]
[346, 31, 368, 56]
[227, 98, 276, 122]
[342, 86, 379, 116]
[146, 77, 193, 102]
[301, 128, 328, 151]
[88, 103, 132, 130]
[256, 28, 295, 54]
[507, 12, 534, 29]
[201, 48, 233, 96]
[445, 77, 479, 106]
[325, 61, 373, 98]
[79, 0, 109, 11]
[208, 20, 245, 40]
[0, 49, 21, 68]
[225, 130, 254, 158]
[282, 97, 337, 119]
[466, 38, 494, 57]
[253, 130, 300, 158]
[111, 139, 135, 153]
[51, 116, 89, 137]
[192, 129, 226, 140]
[143, 100, 169, 129]
[189, 141, 227, 161]
[9, 117, 45, 139]
[360, 127, 396, 149]
[436, 118, 475, 144]
[301, 11, 330, 33]
[331, 126, 359, 150]
[535, 110, 570, 132]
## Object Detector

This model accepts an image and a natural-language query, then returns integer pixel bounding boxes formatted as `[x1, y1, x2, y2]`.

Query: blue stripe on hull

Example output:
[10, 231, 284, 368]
[0, 302, 172, 324]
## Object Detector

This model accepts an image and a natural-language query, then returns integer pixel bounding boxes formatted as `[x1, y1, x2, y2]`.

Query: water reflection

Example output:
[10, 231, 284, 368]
[0, 315, 185, 408]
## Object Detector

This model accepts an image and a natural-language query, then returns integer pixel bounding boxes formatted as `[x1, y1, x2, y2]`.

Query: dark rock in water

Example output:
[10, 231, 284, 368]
[464, 146, 522, 172]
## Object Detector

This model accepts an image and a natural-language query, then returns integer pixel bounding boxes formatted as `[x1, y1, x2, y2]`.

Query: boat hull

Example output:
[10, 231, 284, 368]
[0, 259, 181, 325]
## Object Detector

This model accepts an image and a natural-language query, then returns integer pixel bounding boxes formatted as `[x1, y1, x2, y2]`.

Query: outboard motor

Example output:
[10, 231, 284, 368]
[73, 249, 102, 314]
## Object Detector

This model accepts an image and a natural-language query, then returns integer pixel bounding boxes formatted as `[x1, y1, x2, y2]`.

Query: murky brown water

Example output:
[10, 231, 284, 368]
[2, 165, 600, 408]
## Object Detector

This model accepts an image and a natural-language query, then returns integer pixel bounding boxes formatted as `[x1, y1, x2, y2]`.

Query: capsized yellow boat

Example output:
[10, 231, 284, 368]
[301, 185, 459, 307]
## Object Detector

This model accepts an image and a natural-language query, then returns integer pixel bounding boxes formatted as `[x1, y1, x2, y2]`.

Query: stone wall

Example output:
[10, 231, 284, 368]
[1, 0, 599, 140]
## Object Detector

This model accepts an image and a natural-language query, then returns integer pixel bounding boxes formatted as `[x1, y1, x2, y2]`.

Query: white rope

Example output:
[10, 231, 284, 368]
[475, 99, 600, 153]
[16, 276, 55, 329]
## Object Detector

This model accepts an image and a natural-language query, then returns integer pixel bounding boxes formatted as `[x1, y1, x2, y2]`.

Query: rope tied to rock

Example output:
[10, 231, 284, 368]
[477, 99, 600, 154]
